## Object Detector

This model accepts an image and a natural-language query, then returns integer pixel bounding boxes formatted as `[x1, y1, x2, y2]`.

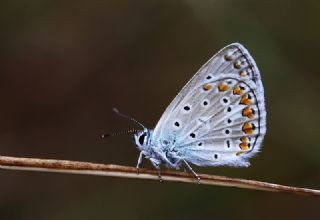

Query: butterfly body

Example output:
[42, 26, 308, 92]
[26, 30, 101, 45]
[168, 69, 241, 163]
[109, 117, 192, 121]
[134, 129, 183, 169]
[132, 43, 266, 177]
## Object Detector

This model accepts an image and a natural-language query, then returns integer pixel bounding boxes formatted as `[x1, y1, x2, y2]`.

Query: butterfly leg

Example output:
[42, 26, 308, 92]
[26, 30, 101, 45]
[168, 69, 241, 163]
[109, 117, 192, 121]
[150, 158, 163, 182]
[182, 159, 200, 182]
[136, 152, 144, 175]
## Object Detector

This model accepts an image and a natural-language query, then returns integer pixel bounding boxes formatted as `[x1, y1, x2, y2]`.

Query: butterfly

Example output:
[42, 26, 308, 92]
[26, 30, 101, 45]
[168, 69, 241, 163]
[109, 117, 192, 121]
[106, 43, 266, 181]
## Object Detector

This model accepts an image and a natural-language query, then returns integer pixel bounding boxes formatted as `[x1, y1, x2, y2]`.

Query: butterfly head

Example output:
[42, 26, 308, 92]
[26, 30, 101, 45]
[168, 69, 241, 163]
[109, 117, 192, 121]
[106, 107, 151, 150]
[133, 129, 152, 151]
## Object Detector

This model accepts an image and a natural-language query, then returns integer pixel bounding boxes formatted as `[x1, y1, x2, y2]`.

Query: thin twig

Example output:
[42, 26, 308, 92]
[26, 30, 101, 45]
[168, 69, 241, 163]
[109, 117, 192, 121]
[0, 155, 319, 197]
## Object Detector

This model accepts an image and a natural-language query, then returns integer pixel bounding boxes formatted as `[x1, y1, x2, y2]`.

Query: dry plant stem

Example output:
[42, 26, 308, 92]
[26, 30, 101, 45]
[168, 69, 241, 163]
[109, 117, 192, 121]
[0, 155, 319, 197]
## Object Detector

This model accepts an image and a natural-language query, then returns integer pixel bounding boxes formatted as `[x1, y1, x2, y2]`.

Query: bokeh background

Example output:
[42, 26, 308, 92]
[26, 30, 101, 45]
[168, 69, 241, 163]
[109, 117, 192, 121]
[1, 0, 320, 219]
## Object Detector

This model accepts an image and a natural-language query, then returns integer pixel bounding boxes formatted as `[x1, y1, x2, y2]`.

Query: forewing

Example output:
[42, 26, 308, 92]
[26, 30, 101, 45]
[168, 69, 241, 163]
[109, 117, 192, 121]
[152, 43, 266, 167]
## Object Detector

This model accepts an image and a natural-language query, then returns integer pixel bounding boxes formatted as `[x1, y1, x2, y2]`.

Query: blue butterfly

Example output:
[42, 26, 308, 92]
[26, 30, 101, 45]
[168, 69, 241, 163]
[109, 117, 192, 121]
[105, 43, 266, 181]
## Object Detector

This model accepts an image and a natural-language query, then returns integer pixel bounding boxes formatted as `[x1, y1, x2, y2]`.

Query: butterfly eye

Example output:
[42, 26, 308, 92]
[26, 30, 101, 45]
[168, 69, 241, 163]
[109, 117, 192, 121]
[138, 133, 146, 145]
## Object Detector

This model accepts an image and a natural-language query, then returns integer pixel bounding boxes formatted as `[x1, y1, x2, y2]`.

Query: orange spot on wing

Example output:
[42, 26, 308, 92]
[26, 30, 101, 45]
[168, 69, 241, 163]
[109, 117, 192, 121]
[218, 82, 229, 92]
[242, 122, 254, 135]
[239, 143, 249, 150]
[240, 95, 252, 105]
[224, 55, 232, 61]
[240, 137, 249, 143]
[233, 85, 243, 95]
[242, 107, 254, 119]
[240, 70, 247, 77]
[238, 136, 252, 155]
[202, 83, 213, 91]
[234, 62, 241, 69]
[239, 136, 249, 151]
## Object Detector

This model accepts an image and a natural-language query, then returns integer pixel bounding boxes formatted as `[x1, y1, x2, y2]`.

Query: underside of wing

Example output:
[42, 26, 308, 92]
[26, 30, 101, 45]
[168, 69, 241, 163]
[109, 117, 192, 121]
[174, 75, 266, 166]
[152, 43, 266, 167]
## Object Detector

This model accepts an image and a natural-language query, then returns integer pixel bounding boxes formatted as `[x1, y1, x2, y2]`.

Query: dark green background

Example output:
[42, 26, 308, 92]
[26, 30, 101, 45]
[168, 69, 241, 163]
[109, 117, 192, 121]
[0, 0, 319, 219]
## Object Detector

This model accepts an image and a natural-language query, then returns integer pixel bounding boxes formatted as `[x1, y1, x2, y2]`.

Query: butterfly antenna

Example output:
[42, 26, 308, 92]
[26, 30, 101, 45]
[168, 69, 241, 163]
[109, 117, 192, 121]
[112, 108, 146, 130]
[101, 129, 138, 139]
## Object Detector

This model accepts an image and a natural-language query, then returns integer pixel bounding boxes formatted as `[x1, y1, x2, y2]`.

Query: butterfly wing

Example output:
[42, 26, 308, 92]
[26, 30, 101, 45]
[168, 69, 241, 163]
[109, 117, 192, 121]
[152, 43, 266, 167]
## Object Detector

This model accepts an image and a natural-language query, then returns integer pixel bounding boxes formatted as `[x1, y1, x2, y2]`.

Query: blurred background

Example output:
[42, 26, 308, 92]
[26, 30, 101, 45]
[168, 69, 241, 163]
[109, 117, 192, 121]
[0, 0, 320, 219]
